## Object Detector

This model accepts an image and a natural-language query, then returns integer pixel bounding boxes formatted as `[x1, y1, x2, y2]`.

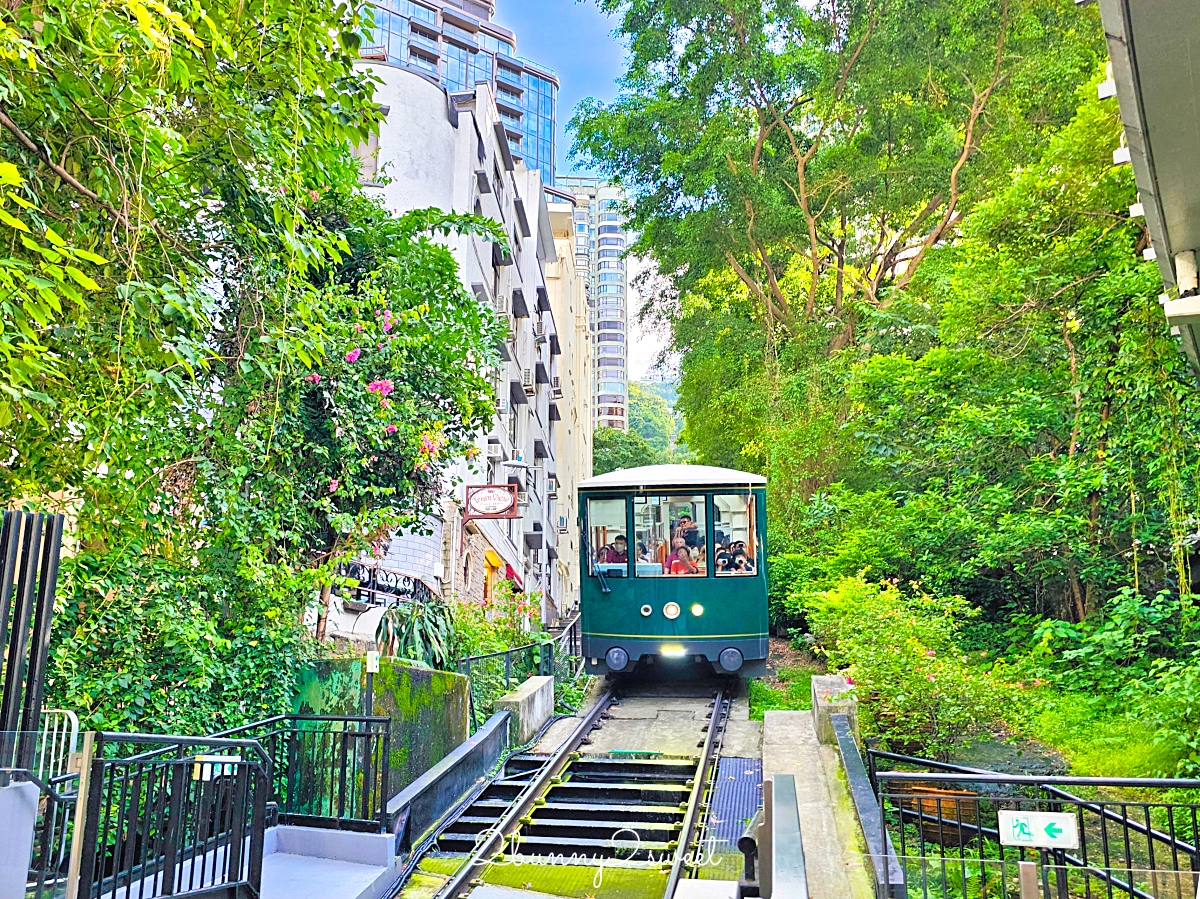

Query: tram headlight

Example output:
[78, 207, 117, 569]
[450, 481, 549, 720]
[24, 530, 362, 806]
[663, 602, 681, 620]
[605, 647, 630, 671]
[691, 603, 704, 617]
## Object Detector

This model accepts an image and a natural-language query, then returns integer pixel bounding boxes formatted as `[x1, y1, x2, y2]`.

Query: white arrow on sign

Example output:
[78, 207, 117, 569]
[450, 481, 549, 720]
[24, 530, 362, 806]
[998, 810, 1079, 850]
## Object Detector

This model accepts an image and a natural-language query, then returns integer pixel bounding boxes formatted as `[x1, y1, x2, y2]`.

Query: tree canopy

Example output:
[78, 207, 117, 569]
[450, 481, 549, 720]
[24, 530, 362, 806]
[0, 0, 503, 730]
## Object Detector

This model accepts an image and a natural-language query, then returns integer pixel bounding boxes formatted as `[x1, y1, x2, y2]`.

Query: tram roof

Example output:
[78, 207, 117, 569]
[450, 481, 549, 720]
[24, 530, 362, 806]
[577, 464, 767, 490]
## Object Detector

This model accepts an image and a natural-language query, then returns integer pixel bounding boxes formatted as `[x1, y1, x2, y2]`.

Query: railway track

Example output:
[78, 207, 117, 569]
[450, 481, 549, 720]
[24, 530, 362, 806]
[423, 680, 735, 899]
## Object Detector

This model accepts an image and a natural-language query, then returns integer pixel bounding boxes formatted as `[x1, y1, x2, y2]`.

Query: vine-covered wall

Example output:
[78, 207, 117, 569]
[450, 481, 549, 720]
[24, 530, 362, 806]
[293, 658, 470, 796]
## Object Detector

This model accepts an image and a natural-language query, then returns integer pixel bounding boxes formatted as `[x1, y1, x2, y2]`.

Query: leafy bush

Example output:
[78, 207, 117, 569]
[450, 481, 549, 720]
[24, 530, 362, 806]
[800, 577, 1010, 759]
[377, 600, 455, 670]
[1135, 655, 1200, 775]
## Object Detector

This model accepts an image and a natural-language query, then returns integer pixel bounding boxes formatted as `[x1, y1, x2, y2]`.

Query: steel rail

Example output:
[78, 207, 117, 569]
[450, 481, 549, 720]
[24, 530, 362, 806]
[434, 686, 617, 899]
[663, 686, 730, 899]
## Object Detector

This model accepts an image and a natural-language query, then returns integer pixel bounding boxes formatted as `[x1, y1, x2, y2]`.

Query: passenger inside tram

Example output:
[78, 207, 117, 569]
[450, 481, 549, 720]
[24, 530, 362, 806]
[714, 494, 757, 576]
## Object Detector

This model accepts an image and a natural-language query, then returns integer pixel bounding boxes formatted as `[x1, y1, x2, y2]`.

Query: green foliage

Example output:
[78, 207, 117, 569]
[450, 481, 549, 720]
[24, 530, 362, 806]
[628, 382, 676, 452]
[801, 577, 1010, 759]
[748, 667, 815, 720]
[378, 600, 456, 671]
[592, 426, 661, 474]
[2, 0, 504, 732]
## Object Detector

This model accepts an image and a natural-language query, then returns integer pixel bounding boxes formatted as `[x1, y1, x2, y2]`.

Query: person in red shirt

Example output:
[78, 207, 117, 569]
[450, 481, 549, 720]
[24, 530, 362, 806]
[668, 538, 698, 575]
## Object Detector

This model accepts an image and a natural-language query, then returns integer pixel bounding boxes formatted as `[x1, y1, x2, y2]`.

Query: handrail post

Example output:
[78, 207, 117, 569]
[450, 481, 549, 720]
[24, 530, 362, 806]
[65, 731, 96, 899]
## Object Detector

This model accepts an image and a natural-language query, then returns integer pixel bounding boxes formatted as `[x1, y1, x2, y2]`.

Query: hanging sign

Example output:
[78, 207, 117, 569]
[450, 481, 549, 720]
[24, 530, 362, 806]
[465, 484, 520, 519]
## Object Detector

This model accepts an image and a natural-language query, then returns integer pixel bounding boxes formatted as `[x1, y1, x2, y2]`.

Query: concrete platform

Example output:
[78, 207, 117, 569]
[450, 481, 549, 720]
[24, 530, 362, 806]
[762, 711, 874, 899]
[262, 852, 389, 899]
[673, 881, 738, 899]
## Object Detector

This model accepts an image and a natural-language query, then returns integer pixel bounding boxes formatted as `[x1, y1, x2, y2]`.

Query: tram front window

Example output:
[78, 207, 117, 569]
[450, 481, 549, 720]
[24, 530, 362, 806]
[714, 493, 757, 575]
[634, 495, 707, 577]
[588, 497, 628, 577]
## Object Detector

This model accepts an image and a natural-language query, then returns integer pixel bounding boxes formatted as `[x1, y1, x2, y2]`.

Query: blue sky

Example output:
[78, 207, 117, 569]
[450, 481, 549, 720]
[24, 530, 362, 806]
[492, 0, 626, 178]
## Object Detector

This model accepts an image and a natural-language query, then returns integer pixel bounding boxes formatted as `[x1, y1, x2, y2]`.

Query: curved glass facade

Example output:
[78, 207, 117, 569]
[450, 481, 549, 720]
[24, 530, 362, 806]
[364, 0, 558, 184]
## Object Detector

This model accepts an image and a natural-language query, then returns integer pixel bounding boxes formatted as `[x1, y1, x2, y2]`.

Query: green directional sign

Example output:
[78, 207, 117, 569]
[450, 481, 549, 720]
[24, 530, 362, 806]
[998, 810, 1079, 850]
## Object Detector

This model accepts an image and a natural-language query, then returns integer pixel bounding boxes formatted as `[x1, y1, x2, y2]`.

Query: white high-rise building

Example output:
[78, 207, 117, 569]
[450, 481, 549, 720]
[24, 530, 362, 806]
[557, 177, 630, 431]
[328, 62, 591, 641]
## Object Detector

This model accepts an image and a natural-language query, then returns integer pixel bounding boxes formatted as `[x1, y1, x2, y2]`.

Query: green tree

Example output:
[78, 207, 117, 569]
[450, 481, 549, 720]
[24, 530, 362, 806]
[593, 427, 660, 475]
[575, 0, 1104, 347]
[628, 382, 675, 452]
[0, 0, 505, 730]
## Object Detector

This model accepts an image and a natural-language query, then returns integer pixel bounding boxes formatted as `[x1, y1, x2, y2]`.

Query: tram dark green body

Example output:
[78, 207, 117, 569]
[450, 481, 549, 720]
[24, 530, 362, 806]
[576, 466, 769, 677]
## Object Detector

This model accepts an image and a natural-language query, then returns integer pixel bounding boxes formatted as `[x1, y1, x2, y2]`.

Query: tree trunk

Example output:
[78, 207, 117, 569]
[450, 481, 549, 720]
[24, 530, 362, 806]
[314, 582, 333, 641]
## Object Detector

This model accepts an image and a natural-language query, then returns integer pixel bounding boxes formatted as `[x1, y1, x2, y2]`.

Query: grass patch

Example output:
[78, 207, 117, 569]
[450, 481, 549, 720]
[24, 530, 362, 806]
[749, 665, 816, 720]
[1022, 689, 1179, 778]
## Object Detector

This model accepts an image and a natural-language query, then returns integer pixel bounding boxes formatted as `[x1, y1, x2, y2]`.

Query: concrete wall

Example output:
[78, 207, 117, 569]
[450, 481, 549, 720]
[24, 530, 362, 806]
[293, 658, 470, 798]
[494, 675, 554, 744]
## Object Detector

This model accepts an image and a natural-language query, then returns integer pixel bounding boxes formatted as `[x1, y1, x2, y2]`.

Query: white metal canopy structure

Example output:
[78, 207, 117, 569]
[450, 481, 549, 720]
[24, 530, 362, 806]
[1097, 0, 1200, 360]
[578, 464, 767, 490]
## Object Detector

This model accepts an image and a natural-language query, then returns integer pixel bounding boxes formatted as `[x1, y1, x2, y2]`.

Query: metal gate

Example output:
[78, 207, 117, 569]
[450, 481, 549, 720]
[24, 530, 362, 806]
[72, 733, 270, 899]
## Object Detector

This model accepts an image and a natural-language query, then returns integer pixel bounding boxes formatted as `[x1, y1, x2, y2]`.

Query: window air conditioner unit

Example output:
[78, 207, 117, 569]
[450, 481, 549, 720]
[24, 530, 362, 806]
[558, 515, 569, 534]
[550, 376, 563, 400]
[498, 398, 511, 415]
[494, 294, 509, 315]
[534, 321, 547, 342]
[486, 443, 503, 460]
[521, 369, 536, 395]
[517, 491, 529, 506]
[547, 488, 558, 500]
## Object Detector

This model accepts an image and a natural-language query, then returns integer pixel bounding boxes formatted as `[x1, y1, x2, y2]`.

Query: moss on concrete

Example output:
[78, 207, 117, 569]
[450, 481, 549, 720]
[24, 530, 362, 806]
[293, 657, 470, 795]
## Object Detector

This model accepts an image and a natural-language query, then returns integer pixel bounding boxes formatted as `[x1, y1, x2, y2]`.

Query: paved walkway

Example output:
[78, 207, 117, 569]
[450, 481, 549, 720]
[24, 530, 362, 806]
[762, 711, 874, 899]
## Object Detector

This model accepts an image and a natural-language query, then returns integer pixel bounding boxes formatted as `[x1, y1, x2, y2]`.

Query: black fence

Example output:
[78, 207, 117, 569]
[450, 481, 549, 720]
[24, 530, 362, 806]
[212, 714, 392, 833]
[455, 642, 554, 733]
[869, 749, 1200, 899]
[77, 732, 270, 899]
[0, 510, 65, 770]
[337, 560, 436, 607]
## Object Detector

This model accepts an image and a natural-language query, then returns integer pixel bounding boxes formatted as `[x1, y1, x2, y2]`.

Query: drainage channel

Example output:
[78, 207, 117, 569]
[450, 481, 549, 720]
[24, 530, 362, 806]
[411, 684, 733, 899]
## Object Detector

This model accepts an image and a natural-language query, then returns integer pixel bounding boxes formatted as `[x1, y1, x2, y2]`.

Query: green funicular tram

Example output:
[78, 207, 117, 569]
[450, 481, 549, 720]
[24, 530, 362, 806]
[577, 464, 769, 678]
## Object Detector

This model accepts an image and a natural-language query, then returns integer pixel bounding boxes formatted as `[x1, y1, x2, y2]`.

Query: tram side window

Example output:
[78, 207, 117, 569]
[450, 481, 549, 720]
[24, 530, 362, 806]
[714, 494, 757, 576]
[588, 498, 628, 577]
[633, 495, 707, 577]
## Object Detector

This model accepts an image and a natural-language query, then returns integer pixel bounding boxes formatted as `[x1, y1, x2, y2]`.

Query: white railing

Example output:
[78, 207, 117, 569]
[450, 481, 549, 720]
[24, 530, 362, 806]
[37, 709, 79, 781]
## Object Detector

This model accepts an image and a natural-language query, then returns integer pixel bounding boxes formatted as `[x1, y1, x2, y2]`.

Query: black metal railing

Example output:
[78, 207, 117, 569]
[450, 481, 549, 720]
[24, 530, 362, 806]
[869, 749, 1200, 899]
[77, 732, 270, 899]
[210, 714, 391, 833]
[455, 642, 553, 733]
[0, 510, 66, 770]
[337, 560, 436, 607]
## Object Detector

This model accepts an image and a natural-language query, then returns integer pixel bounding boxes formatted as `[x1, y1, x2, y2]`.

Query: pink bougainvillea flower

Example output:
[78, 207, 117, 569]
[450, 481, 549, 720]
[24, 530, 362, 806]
[925, 649, 936, 657]
[927, 675, 936, 682]
[355, 323, 364, 333]
[305, 373, 321, 384]
[421, 434, 437, 454]
[384, 424, 398, 435]
[367, 379, 395, 397]
[381, 398, 391, 409]
[345, 348, 361, 363]
[328, 479, 340, 493]
[382, 310, 395, 333]
[308, 189, 320, 202]
[845, 676, 854, 686]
